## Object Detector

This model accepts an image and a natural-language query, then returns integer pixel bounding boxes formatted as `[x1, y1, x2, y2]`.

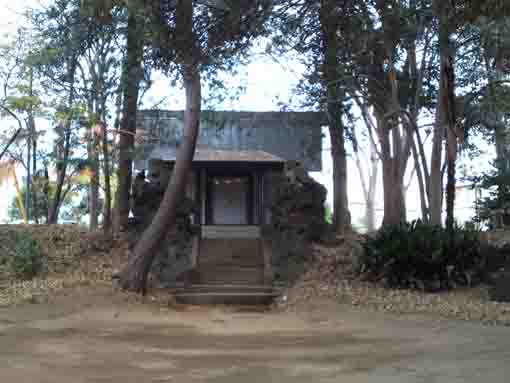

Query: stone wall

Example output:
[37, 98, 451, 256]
[128, 171, 197, 286]
[263, 161, 327, 284]
[129, 161, 327, 286]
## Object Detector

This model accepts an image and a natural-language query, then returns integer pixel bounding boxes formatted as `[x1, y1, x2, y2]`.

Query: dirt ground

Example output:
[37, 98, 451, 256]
[0, 286, 509, 382]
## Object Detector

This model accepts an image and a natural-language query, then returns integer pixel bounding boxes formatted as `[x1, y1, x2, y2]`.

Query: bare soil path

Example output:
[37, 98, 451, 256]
[0, 287, 509, 382]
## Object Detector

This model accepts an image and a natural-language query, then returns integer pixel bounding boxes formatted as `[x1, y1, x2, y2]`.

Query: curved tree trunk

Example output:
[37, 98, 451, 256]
[120, 67, 201, 293]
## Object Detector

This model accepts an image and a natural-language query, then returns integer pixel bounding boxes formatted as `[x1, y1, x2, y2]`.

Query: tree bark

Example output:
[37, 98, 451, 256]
[116, 2, 143, 232]
[320, 0, 351, 233]
[48, 60, 77, 224]
[330, 125, 351, 232]
[120, 67, 201, 293]
[102, 119, 112, 236]
[352, 119, 379, 232]
[411, 136, 429, 222]
[437, 0, 457, 233]
[429, 111, 444, 225]
[43, 166, 50, 223]
[25, 124, 31, 222]
[488, 55, 509, 196]
[111, 85, 123, 230]
[120, 0, 199, 293]
[89, 119, 100, 230]
[378, 115, 406, 227]
[29, 67, 38, 224]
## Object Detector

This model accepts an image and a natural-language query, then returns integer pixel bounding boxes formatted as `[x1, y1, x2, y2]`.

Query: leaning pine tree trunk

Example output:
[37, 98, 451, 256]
[120, 67, 201, 293]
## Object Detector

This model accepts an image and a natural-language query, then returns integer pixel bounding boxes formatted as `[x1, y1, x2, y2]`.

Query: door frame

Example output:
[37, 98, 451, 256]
[205, 173, 253, 225]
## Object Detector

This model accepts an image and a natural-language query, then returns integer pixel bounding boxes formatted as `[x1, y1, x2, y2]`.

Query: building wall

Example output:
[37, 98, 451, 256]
[134, 110, 324, 172]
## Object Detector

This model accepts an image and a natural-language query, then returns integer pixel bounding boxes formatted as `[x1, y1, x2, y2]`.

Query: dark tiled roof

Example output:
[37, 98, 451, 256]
[149, 147, 284, 163]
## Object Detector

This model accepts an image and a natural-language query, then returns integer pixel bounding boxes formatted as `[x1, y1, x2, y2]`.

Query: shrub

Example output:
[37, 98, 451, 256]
[360, 221, 485, 291]
[11, 232, 42, 279]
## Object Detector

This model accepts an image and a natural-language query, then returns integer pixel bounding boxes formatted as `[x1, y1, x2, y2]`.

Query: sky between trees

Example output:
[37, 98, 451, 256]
[0, 0, 497, 228]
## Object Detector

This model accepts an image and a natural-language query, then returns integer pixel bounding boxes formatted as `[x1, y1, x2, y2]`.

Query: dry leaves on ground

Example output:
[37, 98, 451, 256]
[278, 240, 510, 327]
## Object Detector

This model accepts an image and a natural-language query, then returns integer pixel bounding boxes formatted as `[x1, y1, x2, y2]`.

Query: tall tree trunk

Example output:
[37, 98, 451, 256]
[352, 123, 379, 232]
[120, 0, 198, 293]
[429, 110, 444, 225]
[102, 119, 112, 236]
[366, 144, 379, 232]
[411, 137, 429, 222]
[377, 113, 406, 227]
[25, 124, 31, 222]
[89, 126, 100, 230]
[437, 0, 457, 233]
[111, 87, 123, 230]
[116, 3, 143, 232]
[49, 55, 77, 223]
[28, 67, 38, 223]
[488, 57, 509, 198]
[330, 126, 350, 232]
[320, 0, 350, 233]
[43, 166, 50, 223]
[120, 68, 201, 293]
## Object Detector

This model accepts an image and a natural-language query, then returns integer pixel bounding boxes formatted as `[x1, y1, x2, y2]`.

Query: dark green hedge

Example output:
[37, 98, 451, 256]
[360, 221, 484, 291]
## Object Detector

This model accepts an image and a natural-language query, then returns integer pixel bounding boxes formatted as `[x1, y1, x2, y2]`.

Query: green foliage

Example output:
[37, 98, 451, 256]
[8, 175, 80, 223]
[11, 232, 42, 279]
[470, 159, 510, 226]
[324, 203, 333, 224]
[360, 221, 484, 291]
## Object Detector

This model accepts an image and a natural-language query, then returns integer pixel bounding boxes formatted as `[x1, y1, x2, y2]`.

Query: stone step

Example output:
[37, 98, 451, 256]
[195, 267, 265, 285]
[172, 284, 280, 305]
[171, 284, 278, 294]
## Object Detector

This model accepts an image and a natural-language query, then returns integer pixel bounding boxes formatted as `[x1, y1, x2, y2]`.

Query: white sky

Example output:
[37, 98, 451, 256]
[0, 0, 494, 226]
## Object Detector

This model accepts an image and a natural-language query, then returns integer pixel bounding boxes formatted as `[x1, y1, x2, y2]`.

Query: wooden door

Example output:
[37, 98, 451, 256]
[209, 176, 250, 225]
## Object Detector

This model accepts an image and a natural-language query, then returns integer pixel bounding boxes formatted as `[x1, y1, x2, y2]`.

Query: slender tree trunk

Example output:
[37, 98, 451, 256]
[437, 0, 457, 233]
[111, 88, 123, 230]
[49, 59, 77, 224]
[28, 67, 38, 223]
[429, 109, 444, 225]
[89, 124, 100, 230]
[43, 166, 49, 223]
[366, 142, 379, 231]
[411, 137, 429, 222]
[120, 0, 198, 293]
[353, 126, 379, 232]
[116, 3, 143, 232]
[488, 58, 509, 197]
[120, 67, 201, 293]
[320, 0, 350, 233]
[25, 127, 31, 222]
[102, 120, 112, 236]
